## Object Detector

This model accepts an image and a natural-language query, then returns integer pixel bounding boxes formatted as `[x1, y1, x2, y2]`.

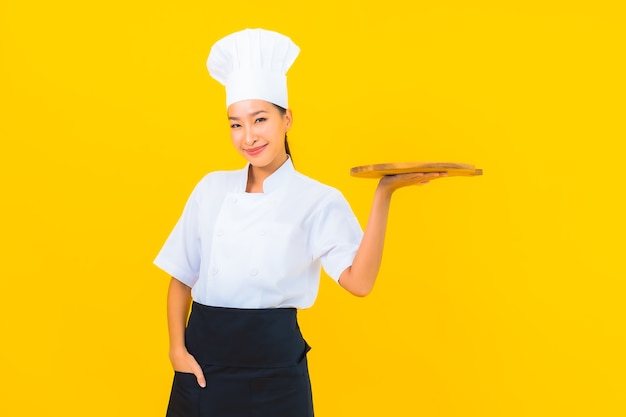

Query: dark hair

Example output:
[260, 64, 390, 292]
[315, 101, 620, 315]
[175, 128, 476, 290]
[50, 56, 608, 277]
[272, 104, 293, 163]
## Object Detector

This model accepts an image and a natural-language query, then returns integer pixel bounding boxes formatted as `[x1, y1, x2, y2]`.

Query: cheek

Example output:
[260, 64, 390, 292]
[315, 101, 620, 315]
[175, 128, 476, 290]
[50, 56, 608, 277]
[230, 131, 243, 148]
[264, 123, 283, 139]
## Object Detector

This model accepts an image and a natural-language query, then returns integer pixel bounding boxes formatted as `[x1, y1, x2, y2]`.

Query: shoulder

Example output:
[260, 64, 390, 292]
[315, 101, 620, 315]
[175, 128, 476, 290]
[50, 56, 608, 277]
[291, 170, 338, 192]
[189, 167, 245, 199]
[200, 168, 242, 185]
[289, 170, 348, 204]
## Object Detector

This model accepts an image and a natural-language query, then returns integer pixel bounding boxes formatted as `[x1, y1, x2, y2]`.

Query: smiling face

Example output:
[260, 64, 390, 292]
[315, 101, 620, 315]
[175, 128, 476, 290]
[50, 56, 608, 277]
[228, 99, 292, 175]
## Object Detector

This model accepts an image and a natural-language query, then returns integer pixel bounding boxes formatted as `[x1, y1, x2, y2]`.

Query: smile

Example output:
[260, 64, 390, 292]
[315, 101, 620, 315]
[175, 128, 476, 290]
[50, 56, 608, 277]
[245, 144, 267, 156]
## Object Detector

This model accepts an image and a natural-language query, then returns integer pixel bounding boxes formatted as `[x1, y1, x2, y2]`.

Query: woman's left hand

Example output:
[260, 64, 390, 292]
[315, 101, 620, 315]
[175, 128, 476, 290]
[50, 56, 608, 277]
[378, 171, 448, 194]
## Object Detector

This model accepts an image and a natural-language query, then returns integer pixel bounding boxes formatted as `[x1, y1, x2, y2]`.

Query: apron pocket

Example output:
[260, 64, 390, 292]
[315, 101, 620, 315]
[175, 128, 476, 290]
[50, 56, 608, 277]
[166, 372, 202, 417]
[250, 374, 311, 417]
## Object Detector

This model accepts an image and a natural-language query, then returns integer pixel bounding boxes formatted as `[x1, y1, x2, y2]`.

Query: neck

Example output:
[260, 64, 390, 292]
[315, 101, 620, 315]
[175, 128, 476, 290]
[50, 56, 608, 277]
[246, 154, 288, 193]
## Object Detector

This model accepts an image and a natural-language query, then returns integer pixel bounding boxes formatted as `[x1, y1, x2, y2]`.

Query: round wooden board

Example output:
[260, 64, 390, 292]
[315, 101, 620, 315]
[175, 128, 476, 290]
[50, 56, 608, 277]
[350, 162, 483, 179]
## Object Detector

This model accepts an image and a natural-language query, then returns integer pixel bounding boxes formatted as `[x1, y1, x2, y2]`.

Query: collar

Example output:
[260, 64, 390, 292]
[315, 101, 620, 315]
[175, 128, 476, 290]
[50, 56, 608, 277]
[239, 156, 295, 193]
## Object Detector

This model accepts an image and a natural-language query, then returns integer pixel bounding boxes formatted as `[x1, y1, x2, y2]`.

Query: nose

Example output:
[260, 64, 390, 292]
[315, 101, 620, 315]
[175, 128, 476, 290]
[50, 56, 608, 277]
[245, 130, 257, 146]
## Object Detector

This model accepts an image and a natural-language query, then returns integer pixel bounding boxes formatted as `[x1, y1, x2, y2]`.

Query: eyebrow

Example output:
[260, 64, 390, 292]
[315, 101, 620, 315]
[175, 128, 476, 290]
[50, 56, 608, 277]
[228, 110, 268, 121]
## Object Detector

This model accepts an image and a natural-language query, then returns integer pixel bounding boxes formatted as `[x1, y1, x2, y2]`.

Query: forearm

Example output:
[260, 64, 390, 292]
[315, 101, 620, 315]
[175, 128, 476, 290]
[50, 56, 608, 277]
[338, 171, 445, 296]
[166, 277, 206, 385]
[339, 184, 394, 296]
[167, 277, 192, 354]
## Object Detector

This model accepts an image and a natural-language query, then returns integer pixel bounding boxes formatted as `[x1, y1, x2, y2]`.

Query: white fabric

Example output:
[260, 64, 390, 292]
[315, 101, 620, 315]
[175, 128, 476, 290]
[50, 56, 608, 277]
[154, 159, 363, 309]
[207, 28, 300, 108]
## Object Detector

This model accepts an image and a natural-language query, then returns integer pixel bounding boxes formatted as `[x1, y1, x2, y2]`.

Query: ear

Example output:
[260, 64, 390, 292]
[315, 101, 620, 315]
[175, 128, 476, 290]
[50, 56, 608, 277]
[284, 108, 293, 131]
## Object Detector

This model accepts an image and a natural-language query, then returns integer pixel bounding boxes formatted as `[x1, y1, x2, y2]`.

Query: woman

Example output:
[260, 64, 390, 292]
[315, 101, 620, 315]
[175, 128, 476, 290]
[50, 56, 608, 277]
[155, 28, 445, 417]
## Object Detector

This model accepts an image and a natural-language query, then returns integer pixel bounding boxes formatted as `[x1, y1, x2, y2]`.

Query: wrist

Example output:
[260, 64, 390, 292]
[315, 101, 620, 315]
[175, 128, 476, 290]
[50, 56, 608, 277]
[375, 180, 396, 199]
[169, 344, 188, 358]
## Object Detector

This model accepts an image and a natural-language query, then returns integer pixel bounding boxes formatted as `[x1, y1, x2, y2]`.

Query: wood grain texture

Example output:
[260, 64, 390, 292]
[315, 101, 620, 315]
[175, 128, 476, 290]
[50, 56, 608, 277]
[350, 162, 484, 179]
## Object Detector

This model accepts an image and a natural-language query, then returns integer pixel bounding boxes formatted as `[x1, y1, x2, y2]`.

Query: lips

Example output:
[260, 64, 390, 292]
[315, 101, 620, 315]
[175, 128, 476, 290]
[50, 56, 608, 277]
[245, 144, 267, 156]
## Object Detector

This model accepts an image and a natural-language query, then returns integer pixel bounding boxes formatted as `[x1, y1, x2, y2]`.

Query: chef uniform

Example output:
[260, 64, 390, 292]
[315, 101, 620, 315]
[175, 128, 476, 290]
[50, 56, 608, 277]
[155, 28, 363, 417]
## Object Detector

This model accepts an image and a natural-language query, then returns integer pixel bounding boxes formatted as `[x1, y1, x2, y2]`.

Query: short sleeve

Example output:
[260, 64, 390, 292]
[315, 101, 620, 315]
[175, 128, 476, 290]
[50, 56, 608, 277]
[310, 191, 363, 281]
[153, 183, 202, 287]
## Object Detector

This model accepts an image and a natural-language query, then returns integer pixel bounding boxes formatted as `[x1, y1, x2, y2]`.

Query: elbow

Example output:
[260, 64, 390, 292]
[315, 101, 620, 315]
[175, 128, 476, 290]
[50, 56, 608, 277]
[350, 287, 372, 297]
[338, 268, 375, 297]
[339, 279, 374, 297]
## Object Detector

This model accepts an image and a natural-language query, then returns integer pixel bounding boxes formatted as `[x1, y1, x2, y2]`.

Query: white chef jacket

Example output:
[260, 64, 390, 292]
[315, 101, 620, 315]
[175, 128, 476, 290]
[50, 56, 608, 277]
[154, 158, 363, 309]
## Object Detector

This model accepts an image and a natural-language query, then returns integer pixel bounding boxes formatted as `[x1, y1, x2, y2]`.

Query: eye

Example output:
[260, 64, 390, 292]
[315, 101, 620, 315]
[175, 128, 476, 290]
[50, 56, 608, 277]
[255, 117, 267, 123]
[230, 123, 241, 129]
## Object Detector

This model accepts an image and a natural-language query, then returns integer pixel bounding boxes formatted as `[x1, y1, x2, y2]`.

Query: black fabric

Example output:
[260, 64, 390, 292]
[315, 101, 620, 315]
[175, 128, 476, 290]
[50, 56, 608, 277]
[166, 302, 314, 417]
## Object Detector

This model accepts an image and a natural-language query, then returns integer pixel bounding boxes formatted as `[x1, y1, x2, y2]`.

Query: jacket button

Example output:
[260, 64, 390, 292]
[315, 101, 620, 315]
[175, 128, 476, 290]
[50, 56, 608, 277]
[249, 269, 258, 276]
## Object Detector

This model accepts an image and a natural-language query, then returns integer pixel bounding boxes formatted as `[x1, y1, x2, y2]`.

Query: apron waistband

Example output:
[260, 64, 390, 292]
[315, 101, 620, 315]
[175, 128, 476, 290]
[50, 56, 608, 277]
[185, 302, 310, 368]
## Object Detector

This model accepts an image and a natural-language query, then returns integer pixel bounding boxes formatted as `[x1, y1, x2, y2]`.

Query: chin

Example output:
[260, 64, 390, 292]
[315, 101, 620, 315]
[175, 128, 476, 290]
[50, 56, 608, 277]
[245, 157, 268, 167]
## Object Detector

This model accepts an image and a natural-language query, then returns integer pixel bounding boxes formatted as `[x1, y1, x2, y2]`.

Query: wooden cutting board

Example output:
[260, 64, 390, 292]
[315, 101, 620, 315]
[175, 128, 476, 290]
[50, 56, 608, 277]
[350, 162, 483, 179]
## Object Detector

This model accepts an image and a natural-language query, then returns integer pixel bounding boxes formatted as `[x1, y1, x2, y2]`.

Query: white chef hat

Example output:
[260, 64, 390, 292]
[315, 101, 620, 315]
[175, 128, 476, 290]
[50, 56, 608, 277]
[207, 28, 300, 109]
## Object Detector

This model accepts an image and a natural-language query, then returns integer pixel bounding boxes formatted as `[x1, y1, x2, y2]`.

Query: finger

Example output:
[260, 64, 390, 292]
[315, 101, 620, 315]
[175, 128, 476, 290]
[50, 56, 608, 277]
[194, 369, 206, 388]
[421, 172, 447, 180]
[190, 358, 206, 388]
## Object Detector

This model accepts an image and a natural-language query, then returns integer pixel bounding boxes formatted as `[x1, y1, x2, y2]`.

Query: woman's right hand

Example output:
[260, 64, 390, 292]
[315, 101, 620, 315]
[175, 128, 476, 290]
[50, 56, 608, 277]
[169, 347, 206, 388]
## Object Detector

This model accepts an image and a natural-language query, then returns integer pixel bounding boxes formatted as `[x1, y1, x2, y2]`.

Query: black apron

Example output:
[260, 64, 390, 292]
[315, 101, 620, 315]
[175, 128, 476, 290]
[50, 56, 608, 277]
[166, 302, 314, 417]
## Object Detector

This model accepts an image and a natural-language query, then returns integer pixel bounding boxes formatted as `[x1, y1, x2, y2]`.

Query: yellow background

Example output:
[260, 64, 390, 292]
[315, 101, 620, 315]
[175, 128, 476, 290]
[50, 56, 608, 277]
[1, 1, 624, 416]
